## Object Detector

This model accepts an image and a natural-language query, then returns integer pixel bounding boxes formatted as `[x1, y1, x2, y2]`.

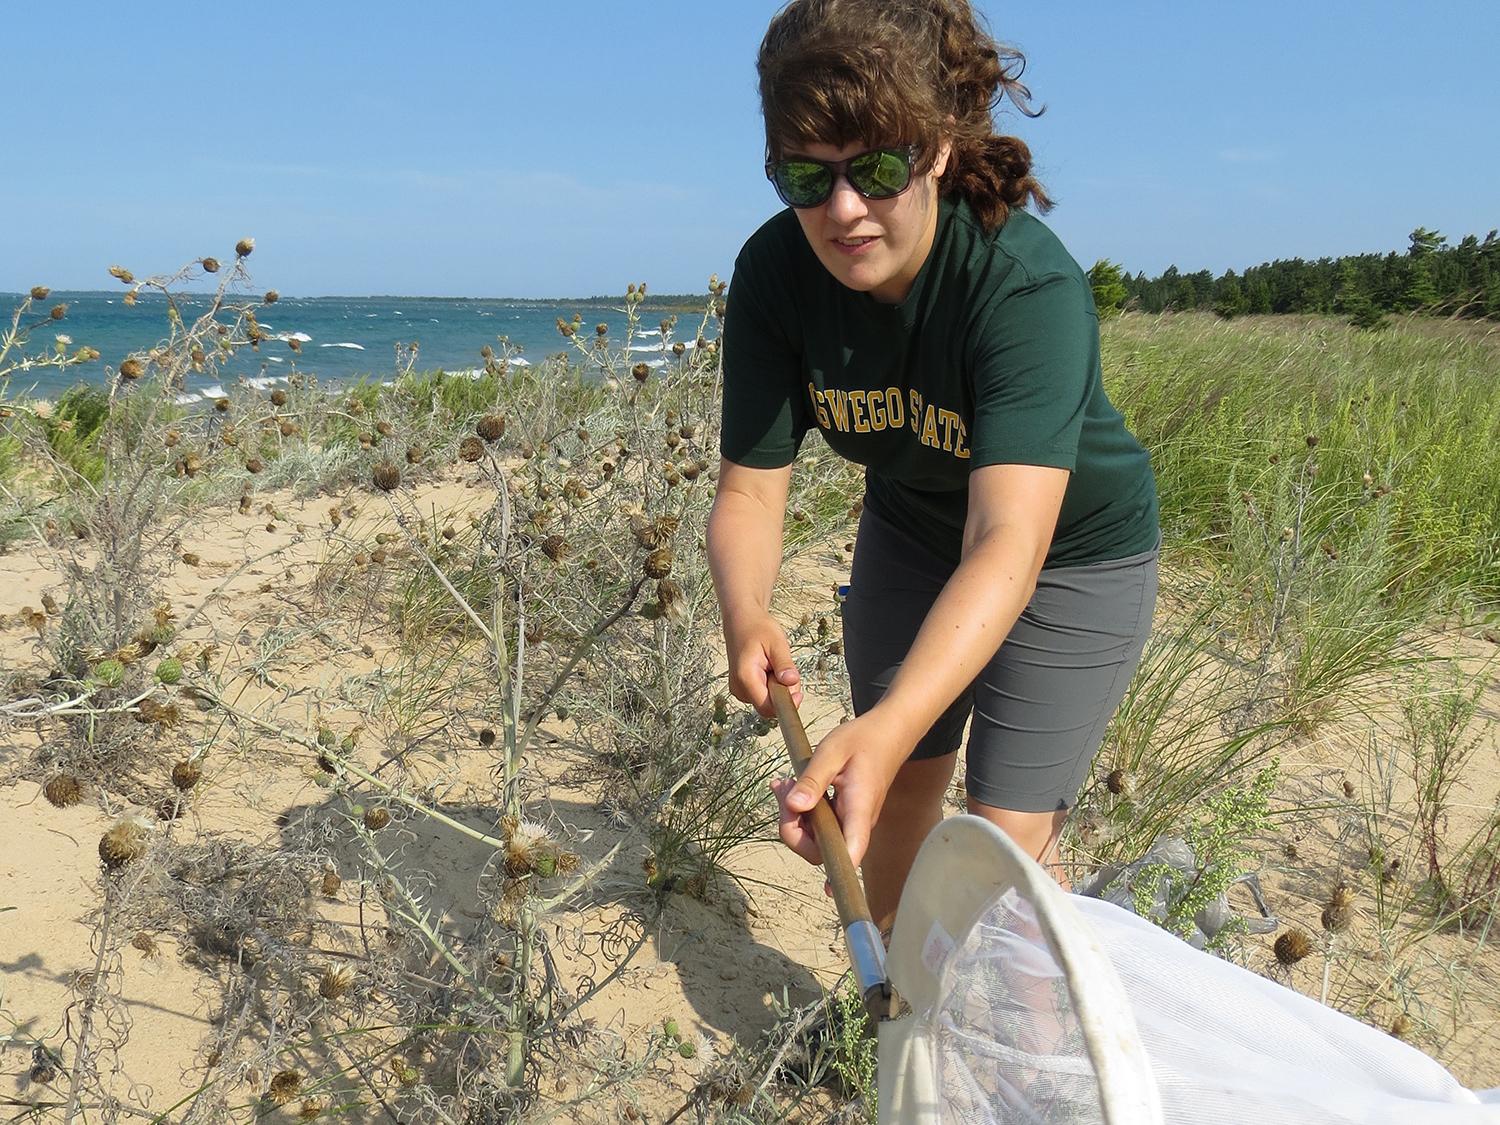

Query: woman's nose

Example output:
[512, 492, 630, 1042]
[825, 174, 868, 225]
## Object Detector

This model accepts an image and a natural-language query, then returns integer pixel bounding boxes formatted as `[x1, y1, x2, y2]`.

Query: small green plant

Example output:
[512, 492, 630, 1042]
[1127, 762, 1278, 945]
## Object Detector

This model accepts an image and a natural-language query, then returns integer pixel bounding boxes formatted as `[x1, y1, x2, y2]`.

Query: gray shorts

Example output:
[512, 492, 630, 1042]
[841, 504, 1158, 813]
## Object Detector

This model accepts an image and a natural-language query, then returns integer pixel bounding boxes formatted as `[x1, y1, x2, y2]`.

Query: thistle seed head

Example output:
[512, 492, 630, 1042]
[108, 265, 134, 284]
[372, 462, 401, 491]
[540, 534, 569, 563]
[119, 357, 145, 380]
[201, 256, 220, 273]
[644, 547, 674, 579]
[264, 289, 279, 304]
[320, 870, 342, 896]
[1321, 883, 1354, 934]
[318, 967, 352, 999]
[363, 806, 390, 831]
[476, 413, 505, 442]
[172, 760, 202, 790]
[1273, 928, 1313, 965]
[632, 362, 650, 382]
[268, 1070, 301, 1105]
[50, 304, 67, 320]
[30, 285, 50, 300]
[235, 238, 255, 258]
[458, 435, 485, 463]
[99, 818, 149, 871]
[43, 775, 85, 808]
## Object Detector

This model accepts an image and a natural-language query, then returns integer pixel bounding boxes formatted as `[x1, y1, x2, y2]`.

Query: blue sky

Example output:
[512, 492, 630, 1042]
[6, 1, 1496, 297]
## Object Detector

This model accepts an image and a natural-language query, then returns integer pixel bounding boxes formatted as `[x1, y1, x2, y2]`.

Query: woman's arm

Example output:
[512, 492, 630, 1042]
[778, 462, 1068, 866]
[706, 457, 803, 716]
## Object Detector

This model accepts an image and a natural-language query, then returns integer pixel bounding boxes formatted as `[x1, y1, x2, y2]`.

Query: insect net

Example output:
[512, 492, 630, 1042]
[878, 815, 1500, 1124]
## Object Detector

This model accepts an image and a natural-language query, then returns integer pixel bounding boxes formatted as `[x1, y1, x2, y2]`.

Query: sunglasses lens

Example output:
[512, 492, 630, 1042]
[849, 149, 913, 198]
[773, 160, 832, 206]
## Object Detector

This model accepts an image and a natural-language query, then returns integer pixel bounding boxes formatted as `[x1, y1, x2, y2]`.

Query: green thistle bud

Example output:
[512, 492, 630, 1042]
[155, 657, 183, 685]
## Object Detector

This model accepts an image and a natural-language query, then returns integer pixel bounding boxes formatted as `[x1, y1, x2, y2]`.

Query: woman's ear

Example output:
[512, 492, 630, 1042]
[931, 138, 954, 180]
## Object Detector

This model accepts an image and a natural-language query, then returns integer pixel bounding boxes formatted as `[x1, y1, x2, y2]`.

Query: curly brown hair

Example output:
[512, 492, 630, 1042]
[757, 0, 1052, 232]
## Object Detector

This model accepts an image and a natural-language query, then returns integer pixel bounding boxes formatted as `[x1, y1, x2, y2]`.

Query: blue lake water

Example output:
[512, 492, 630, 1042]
[2, 291, 718, 402]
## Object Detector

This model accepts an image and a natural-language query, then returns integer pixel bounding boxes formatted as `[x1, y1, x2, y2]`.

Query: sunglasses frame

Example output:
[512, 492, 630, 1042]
[765, 144, 921, 209]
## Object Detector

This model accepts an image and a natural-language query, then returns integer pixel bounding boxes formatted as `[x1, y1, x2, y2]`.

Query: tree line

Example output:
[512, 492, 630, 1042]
[1088, 228, 1500, 328]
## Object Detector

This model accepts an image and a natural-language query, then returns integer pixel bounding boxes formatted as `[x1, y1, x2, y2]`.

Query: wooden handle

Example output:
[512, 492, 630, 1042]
[768, 679, 873, 933]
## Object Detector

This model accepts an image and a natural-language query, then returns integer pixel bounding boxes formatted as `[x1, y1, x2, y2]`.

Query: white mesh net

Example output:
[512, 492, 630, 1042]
[881, 816, 1500, 1125]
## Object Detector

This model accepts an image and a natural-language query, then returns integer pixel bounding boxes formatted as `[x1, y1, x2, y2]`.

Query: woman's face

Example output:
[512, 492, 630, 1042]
[787, 139, 950, 305]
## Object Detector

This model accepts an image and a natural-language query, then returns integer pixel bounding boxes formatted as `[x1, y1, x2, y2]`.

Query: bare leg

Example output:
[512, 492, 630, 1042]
[860, 752, 959, 933]
[966, 800, 1073, 890]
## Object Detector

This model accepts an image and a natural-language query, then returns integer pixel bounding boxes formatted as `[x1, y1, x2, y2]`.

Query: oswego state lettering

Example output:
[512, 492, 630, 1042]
[805, 382, 971, 458]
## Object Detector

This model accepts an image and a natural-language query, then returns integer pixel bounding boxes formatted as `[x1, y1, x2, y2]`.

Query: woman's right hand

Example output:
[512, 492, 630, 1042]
[723, 611, 802, 718]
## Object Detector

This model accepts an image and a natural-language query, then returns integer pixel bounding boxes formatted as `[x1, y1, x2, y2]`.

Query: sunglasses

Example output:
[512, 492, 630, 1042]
[765, 145, 920, 209]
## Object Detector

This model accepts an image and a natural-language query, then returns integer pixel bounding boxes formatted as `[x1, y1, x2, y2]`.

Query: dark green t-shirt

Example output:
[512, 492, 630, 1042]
[720, 195, 1158, 567]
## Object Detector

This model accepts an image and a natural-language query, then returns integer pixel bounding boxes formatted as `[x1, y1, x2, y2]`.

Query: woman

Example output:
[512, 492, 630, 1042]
[706, 0, 1159, 932]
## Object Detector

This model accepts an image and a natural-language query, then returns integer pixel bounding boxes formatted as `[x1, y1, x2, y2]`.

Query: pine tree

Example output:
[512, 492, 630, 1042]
[1213, 273, 1247, 319]
[1087, 259, 1128, 317]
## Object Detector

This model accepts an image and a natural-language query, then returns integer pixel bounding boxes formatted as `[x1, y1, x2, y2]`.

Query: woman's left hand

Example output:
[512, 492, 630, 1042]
[772, 707, 912, 871]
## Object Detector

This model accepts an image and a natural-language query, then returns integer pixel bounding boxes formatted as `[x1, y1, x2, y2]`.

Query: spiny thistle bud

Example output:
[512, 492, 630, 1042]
[131, 930, 158, 955]
[601, 460, 615, 479]
[1273, 928, 1313, 965]
[264, 289, 279, 304]
[541, 535, 569, 563]
[357, 432, 374, 449]
[155, 657, 183, 685]
[30, 285, 50, 300]
[458, 435, 485, 463]
[632, 362, 650, 382]
[270, 388, 288, 406]
[119, 357, 145, 380]
[180, 451, 203, 475]
[405, 444, 424, 465]
[93, 658, 126, 688]
[164, 428, 181, 449]
[50, 303, 67, 320]
[1321, 883, 1354, 934]
[644, 548, 673, 579]
[369, 547, 387, 565]
[595, 322, 608, 336]
[108, 265, 134, 284]
[363, 806, 390, 831]
[371, 461, 402, 491]
[182, 551, 201, 567]
[556, 317, 575, 337]
[235, 238, 255, 258]
[99, 819, 149, 870]
[476, 413, 505, 441]
[201, 256, 220, 273]
[1389, 1013, 1412, 1039]
[278, 420, 300, 438]
[298, 1099, 325, 1120]
[318, 967, 352, 999]
[172, 760, 202, 790]
[320, 870, 342, 896]
[672, 341, 686, 356]
[268, 1070, 301, 1105]
[375, 420, 393, 437]
[44, 775, 85, 808]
